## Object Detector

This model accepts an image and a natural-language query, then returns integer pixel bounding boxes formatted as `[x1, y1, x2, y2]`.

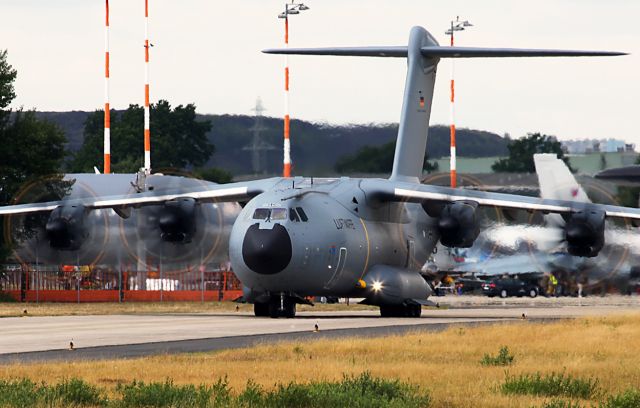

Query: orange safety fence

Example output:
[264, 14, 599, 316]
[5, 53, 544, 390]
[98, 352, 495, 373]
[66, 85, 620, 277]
[1, 290, 243, 303]
[1, 263, 244, 303]
[124, 290, 242, 302]
[25, 290, 119, 303]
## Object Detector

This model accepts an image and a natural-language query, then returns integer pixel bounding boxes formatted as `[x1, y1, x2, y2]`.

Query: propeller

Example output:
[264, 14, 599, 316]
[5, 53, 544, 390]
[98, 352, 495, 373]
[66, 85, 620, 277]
[4, 174, 111, 267]
[487, 176, 632, 290]
[117, 169, 241, 279]
[420, 171, 635, 292]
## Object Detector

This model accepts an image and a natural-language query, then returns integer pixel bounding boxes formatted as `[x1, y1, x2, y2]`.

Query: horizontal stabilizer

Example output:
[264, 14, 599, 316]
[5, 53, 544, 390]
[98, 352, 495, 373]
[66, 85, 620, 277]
[421, 46, 627, 58]
[263, 46, 408, 57]
[263, 46, 627, 58]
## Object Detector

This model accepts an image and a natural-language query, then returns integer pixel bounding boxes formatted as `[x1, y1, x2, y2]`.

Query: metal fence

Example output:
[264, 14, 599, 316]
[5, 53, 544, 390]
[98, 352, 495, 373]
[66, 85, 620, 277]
[0, 263, 242, 302]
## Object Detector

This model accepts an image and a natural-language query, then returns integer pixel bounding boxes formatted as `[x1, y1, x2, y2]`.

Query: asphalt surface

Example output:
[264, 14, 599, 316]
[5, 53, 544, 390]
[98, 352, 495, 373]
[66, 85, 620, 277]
[0, 299, 637, 363]
[0, 320, 508, 363]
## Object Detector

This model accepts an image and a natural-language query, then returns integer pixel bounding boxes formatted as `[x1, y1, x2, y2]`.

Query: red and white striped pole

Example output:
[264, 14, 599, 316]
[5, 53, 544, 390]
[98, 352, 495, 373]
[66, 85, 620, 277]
[143, 0, 151, 174]
[283, 9, 291, 178]
[449, 29, 456, 188]
[104, 0, 111, 174]
[446, 17, 472, 187]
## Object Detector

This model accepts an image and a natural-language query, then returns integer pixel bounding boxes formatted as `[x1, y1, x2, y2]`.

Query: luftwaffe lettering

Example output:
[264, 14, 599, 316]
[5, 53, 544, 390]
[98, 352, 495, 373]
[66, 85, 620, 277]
[333, 218, 355, 230]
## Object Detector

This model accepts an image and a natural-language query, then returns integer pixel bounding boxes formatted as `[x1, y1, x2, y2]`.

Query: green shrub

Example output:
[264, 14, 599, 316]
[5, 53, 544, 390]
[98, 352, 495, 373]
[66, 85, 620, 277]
[115, 379, 225, 408]
[0, 374, 428, 407]
[541, 399, 584, 408]
[258, 372, 430, 408]
[0, 378, 39, 407]
[0, 378, 105, 407]
[600, 389, 640, 408]
[45, 378, 106, 407]
[480, 346, 515, 366]
[236, 380, 264, 407]
[501, 372, 599, 399]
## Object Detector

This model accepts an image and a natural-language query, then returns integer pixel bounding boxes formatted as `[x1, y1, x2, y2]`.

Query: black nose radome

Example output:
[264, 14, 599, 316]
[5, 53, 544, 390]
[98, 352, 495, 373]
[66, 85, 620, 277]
[242, 223, 292, 275]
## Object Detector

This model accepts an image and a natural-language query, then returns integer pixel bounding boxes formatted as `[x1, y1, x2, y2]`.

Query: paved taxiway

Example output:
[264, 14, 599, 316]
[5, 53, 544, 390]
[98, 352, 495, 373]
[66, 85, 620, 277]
[1, 297, 637, 362]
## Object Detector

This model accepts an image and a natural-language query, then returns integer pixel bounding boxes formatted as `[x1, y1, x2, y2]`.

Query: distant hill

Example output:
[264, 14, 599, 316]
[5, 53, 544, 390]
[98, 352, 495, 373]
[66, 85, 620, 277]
[35, 111, 508, 175]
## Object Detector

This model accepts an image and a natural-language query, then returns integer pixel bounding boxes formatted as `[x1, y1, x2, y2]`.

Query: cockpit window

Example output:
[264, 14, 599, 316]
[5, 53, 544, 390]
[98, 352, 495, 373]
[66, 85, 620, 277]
[289, 208, 300, 222]
[252, 208, 271, 220]
[271, 208, 287, 220]
[296, 207, 309, 222]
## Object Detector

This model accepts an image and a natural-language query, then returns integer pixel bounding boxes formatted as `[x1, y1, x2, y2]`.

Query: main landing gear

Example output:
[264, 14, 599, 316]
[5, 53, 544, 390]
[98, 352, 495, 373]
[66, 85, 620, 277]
[379, 303, 422, 318]
[254, 294, 296, 318]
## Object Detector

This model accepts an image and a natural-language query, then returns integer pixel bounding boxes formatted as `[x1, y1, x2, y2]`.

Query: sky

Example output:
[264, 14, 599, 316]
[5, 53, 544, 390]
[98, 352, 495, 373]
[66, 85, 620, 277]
[1, 0, 639, 144]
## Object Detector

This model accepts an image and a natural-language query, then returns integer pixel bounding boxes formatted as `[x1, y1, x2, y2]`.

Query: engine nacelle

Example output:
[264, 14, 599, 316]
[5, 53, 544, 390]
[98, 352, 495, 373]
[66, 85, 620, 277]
[564, 209, 605, 257]
[158, 198, 197, 243]
[45, 205, 88, 250]
[437, 201, 480, 248]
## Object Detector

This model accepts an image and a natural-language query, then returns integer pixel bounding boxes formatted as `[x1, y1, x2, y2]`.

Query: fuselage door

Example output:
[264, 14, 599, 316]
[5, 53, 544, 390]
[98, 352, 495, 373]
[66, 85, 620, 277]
[324, 247, 348, 289]
[406, 239, 415, 268]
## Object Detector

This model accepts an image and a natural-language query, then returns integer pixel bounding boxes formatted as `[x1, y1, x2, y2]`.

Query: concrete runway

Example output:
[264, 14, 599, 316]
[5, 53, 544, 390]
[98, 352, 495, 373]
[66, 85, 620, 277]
[1, 302, 636, 363]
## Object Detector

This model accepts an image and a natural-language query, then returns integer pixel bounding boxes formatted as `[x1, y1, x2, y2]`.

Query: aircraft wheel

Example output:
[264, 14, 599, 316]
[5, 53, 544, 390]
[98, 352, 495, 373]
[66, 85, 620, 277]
[254, 302, 270, 317]
[268, 295, 297, 318]
[380, 305, 420, 318]
[268, 297, 281, 318]
[500, 289, 508, 298]
[405, 304, 421, 318]
[411, 304, 422, 318]
[379, 305, 396, 317]
[284, 301, 296, 318]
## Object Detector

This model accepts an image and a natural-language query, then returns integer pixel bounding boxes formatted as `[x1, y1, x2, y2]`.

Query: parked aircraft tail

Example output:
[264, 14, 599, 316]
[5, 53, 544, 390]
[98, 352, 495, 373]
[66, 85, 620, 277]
[534, 153, 590, 229]
[534, 154, 590, 204]
[264, 26, 625, 183]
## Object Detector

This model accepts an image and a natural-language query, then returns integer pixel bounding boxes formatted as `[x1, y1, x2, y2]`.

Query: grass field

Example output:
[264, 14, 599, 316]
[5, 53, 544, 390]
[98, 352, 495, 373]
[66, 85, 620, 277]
[0, 301, 378, 318]
[2, 313, 640, 406]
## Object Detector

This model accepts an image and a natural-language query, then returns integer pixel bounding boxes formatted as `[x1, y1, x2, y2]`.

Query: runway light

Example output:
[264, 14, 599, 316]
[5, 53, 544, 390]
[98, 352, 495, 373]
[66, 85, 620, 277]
[372, 281, 383, 292]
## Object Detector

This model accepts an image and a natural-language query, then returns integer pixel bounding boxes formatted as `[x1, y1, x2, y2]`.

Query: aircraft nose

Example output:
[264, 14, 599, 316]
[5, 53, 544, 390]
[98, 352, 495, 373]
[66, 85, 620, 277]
[242, 223, 292, 275]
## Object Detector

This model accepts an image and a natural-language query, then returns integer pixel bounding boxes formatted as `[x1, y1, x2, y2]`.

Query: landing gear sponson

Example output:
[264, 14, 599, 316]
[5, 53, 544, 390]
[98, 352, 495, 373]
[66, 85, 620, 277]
[252, 294, 423, 318]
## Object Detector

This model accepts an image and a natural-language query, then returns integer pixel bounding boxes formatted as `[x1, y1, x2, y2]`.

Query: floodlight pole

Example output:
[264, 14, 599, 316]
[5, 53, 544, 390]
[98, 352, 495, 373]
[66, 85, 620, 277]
[446, 17, 473, 188]
[143, 0, 152, 175]
[104, 0, 111, 174]
[278, 1, 309, 178]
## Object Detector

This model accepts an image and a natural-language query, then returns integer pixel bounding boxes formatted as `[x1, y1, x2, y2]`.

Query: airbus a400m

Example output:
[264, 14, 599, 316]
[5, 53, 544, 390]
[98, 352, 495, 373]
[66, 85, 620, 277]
[1, 26, 635, 318]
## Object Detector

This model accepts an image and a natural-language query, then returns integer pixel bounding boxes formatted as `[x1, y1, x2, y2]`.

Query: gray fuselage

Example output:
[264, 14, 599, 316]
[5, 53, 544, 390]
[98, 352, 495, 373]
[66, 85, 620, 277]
[229, 178, 439, 297]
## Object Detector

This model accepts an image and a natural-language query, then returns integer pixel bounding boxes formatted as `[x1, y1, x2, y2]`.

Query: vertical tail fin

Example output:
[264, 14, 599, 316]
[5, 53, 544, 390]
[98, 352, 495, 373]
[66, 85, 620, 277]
[390, 27, 438, 182]
[263, 27, 625, 182]
[534, 153, 590, 203]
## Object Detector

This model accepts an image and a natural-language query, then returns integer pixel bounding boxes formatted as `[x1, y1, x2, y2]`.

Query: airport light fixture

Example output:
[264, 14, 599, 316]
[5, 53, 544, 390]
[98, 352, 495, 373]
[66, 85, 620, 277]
[278, 1, 310, 178]
[445, 16, 473, 188]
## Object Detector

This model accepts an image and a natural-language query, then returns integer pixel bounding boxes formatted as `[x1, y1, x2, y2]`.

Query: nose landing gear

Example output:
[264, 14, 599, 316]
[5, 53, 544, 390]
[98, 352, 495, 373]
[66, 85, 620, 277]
[254, 294, 297, 318]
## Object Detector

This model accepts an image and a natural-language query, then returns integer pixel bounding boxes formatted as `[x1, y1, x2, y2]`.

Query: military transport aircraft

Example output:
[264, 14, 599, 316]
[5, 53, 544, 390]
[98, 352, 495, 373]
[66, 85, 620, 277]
[0, 26, 636, 318]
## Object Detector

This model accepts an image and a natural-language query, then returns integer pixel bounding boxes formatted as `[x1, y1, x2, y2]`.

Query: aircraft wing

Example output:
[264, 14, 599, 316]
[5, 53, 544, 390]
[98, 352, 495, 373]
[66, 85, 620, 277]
[0, 178, 278, 216]
[362, 179, 640, 221]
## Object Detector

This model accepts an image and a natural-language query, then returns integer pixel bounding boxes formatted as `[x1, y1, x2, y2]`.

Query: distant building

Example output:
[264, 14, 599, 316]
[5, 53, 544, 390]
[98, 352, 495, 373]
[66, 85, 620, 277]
[434, 151, 638, 175]
[562, 138, 634, 154]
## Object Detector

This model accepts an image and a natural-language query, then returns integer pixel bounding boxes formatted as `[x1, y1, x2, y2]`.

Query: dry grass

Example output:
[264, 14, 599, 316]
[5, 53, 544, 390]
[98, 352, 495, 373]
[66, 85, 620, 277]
[2, 314, 640, 406]
[0, 301, 377, 318]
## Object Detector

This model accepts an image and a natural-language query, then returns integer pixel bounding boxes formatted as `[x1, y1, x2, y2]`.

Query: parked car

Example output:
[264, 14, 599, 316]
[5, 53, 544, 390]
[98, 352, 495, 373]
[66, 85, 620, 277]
[482, 278, 539, 298]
